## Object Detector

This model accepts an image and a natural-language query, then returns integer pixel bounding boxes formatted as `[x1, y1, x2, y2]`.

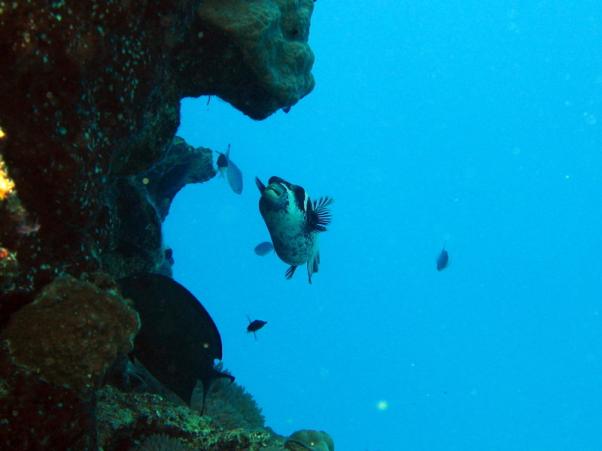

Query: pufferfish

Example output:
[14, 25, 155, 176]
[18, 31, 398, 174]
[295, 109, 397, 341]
[255, 176, 333, 283]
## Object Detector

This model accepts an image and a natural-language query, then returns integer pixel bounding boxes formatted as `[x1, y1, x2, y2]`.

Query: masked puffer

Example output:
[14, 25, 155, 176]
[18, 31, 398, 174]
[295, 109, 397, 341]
[256, 176, 333, 284]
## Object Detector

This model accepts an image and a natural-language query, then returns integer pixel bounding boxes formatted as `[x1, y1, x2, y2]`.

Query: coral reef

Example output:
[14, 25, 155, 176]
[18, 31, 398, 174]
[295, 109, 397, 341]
[96, 385, 282, 450]
[137, 434, 192, 451]
[0, 0, 333, 447]
[143, 137, 215, 221]
[1, 274, 140, 392]
[191, 367, 266, 430]
[0, 342, 97, 449]
[0, 0, 315, 297]
[186, 0, 316, 119]
[0, 272, 139, 449]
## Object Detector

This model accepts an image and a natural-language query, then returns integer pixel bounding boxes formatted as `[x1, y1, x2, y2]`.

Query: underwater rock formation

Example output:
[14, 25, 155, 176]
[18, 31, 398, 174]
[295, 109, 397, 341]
[0, 274, 139, 449]
[137, 434, 193, 451]
[0, 0, 330, 448]
[96, 386, 282, 450]
[1, 274, 140, 391]
[0, 342, 97, 449]
[185, 0, 316, 119]
[0, 0, 315, 297]
[191, 369, 266, 430]
[143, 137, 216, 221]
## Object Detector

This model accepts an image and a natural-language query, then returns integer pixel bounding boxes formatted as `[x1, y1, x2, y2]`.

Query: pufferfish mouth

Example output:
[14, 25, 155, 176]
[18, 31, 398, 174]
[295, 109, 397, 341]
[265, 183, 285, 197]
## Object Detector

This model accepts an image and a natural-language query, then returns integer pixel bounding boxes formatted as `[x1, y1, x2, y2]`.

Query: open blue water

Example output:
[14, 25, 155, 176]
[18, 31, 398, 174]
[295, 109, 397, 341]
[165, 2, 602, 450]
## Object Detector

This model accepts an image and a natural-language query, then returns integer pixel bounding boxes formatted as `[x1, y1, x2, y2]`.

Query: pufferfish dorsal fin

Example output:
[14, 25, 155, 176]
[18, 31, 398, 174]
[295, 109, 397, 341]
[307, 196, 334, 232]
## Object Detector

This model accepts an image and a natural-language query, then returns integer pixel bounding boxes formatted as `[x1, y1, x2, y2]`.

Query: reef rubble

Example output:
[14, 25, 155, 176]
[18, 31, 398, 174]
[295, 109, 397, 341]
[0, 0, 332, 449]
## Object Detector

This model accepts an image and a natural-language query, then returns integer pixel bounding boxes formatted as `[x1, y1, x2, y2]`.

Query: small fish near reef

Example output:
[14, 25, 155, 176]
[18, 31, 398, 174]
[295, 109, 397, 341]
[216, 144, 243, 194]
[247, 317, 267, 340]
[254, 241, 274, 256]
[256, 176, 333, 283]
[436, 247, 449, 271]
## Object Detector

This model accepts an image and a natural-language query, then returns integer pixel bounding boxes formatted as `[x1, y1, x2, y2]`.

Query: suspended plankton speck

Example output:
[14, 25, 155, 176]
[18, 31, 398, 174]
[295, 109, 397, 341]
[142, 177, 150, 185]
[376, 400, 389, 411]
[583, 112, 597, 126]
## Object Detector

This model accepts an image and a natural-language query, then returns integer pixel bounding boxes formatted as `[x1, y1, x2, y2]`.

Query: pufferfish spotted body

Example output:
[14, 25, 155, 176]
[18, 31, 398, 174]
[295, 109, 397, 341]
[256, 176, 333, 283]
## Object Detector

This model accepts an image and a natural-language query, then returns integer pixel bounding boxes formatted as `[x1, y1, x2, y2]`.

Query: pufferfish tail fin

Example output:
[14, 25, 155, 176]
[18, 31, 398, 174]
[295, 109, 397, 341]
[307, 197, 334, 232]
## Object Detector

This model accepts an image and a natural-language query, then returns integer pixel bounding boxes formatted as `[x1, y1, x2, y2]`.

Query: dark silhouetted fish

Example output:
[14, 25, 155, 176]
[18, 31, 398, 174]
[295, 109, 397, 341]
[437, 248, 449, 271]
[247, 317, 267, 340]
[216, 144, 243, 194]
[118, 273, 233, 413]
[256, 176, 333, 283]
[164, 248, 174, 265]
[254, 241, 274, 256]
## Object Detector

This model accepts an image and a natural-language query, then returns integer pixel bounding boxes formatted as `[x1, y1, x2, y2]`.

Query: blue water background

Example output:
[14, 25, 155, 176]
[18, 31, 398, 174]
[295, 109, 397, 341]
[165, 2, 602, 449]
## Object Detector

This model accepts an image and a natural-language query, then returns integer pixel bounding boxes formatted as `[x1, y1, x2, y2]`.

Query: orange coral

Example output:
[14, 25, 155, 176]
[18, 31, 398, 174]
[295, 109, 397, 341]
[0, 158, 15, 200]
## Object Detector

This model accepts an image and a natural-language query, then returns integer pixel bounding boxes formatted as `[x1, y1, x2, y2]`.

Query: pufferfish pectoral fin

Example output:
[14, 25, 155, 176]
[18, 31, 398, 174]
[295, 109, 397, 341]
[307, 197, 334, 232]
[285, 265, 297, 280]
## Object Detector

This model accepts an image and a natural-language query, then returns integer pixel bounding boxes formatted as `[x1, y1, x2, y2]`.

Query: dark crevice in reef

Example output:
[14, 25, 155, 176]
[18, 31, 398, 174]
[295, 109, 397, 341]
[0, 0, 331, 448]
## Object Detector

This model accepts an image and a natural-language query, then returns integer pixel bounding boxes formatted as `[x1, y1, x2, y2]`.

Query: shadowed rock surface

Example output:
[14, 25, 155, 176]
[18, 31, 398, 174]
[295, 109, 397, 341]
[0, 0, 315, 298]
[0, 273, 139, 449]
[0, 0, 332, 448]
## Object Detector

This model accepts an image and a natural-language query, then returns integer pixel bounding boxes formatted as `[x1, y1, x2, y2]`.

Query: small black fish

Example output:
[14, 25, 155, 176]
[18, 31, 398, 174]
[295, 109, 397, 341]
[164, 248, 174, 265]
[436, 248, 449, 271]
[216, 144, 243, 194]
[254, 241, 274, 256]
[247, 318, 267, 340]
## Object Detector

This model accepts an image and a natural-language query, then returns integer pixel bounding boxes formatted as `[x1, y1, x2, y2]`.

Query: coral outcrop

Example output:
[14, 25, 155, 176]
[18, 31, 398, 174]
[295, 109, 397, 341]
[1, 274, 140, 391]
[0, 274, 139, 449]
[0, 0, 332, 448]
[0, 0, 315, 297]
[186, 0, 316, 119]
[96, 385, 281, 450]
[0, 342, 97, 449]
[191, 370, 266, 430]
[143, 137, 216, 221]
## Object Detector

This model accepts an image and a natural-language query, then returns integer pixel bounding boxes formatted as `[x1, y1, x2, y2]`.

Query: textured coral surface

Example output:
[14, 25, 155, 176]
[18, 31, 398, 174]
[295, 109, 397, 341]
[0, 0, 329, 447]
[97, 386, 282, 451]
[2, 274, 140, 391]
[0, 0, 315, 296]
[0, 342, 97, 450]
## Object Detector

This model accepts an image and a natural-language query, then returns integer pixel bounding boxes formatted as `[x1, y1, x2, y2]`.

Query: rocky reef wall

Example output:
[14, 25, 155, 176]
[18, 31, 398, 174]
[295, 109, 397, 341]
[0, 0, 315, 298]
[0, 0, 328, 449]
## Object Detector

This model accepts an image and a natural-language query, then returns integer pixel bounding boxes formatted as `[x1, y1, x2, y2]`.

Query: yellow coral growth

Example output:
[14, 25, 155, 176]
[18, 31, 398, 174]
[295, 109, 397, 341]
[0, 127, 5, 139]
[0, 159, 15, 200]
